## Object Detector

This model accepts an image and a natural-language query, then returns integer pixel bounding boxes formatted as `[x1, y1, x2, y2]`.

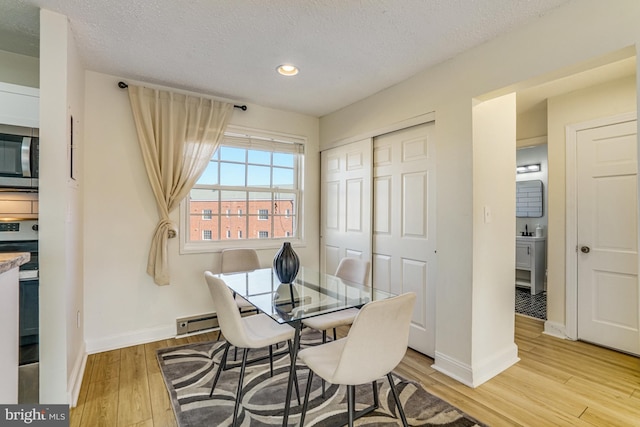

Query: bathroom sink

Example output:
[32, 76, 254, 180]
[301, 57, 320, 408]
[516, 235, 545, 241]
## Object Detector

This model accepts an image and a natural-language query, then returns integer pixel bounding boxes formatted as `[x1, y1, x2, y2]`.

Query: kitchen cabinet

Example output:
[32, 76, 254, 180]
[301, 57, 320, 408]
[0, 82, 39, 128]
[515, 236, 545, 295]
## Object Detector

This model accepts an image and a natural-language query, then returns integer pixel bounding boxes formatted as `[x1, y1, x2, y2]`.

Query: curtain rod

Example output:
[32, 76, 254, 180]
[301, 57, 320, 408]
[117, 81, 247, 111]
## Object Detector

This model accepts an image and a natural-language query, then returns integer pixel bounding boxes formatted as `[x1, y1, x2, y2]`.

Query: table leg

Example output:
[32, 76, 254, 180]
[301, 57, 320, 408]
[282, 320, 301, 427]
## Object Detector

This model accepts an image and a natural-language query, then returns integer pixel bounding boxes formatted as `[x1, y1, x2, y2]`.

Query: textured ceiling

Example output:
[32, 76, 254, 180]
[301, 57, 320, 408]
[1, 0, 574, 117]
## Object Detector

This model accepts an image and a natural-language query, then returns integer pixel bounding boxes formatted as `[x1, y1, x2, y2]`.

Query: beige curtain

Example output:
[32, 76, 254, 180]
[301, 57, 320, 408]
[128, 85, 233, 285]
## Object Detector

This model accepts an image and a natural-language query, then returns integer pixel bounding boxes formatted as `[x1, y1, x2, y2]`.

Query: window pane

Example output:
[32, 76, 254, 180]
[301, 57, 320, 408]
[197, 161, 218, 185]
[248, 192, 272, 215]
[273, 194, 296, 238]
[248, 149, 271, 165]
[189, 214, 219, 241]
[220, 146, 246, 162]
[273, 167, 294, 188]
[247, 165, 271, 187]
[273, 152, 294, 167]
[190, 188, 219, 204]
[220, 162, 246, 186]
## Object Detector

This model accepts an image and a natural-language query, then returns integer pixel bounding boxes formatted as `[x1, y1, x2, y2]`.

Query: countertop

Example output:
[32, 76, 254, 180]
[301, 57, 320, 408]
[0, 252, 30, 275]
[516, 235, 546, 241]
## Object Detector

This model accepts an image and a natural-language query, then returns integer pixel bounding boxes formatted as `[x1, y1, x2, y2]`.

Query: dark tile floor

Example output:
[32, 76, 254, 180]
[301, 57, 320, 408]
[515, 287, 546, 320]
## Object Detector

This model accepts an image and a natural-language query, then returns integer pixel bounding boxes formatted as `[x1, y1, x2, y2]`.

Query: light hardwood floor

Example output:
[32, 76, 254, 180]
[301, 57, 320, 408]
[70, 315, 640, 426]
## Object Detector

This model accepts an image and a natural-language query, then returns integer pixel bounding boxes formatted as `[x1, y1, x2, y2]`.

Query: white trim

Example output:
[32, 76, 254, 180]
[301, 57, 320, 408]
[432, 352, 474, 387]
[564, 111, 637, 341]
[516, 135, 547, 148]
[323, 111, 435, 151]
[543, 320, 568, 340]
[85, 324, 176, 354]
[433, 344, 519, 388]
[67, 342, 87, 407]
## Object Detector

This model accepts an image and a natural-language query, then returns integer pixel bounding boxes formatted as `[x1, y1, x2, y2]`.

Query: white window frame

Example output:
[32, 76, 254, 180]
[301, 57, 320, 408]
[180, 126, 305, 253]
[202, 209, 212, 220]
[257, 209, 269, 220]
[202, 229, 212, 240]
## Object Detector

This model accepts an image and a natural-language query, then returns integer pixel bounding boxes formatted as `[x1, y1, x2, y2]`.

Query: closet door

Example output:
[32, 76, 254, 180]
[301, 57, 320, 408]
[320, 138, 372, 277]
[373, 122, 436, 356]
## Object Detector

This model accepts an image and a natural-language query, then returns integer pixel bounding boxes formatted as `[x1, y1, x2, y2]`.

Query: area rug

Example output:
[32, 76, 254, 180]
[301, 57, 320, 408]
[157, 331, 484, 426]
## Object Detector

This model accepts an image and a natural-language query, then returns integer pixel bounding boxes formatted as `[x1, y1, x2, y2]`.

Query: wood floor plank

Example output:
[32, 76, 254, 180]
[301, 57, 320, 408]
[148, 372, 177, 427]
[79, 377, 120, 427]
[118, 345, 152, 427]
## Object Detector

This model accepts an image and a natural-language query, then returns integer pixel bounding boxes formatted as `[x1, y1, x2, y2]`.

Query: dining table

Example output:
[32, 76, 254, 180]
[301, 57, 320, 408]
[216, 265, 395, 427]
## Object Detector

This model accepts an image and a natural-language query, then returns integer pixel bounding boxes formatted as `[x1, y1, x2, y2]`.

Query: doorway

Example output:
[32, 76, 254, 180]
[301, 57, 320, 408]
[513, 55, 636, 338]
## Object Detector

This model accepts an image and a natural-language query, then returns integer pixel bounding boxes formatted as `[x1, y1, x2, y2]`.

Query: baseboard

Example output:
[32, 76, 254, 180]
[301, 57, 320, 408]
[85, 324, 176, 354]
[432, 343, 519, 388]
[67, 342, 87, 407]
[432, 352, 474, 387]
[543, 320, 567, 339]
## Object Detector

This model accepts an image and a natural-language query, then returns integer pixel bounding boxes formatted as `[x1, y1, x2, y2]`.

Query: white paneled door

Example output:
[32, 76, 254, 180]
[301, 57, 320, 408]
[373, 123, 436, 356]
[320, 138, 372, 277]
[577, 119, 639, 355]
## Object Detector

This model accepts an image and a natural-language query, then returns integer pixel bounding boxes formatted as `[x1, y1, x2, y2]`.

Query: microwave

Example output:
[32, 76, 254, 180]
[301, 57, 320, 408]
[0, 133, 39, 189]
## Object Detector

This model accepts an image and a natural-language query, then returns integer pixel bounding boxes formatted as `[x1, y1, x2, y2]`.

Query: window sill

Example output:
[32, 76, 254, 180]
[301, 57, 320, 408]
[179, 237, 305, 254]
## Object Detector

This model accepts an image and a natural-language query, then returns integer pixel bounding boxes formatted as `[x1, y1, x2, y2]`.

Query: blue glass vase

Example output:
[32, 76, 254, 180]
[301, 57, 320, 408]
[273, 242, 299, 284]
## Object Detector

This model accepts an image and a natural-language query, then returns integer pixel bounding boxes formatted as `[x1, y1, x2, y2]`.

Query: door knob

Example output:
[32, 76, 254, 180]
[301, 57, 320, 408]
[580, 246, 590, 253]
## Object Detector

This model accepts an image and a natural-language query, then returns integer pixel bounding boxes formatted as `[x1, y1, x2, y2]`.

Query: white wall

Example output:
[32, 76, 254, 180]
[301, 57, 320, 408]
[82, 71, 320, 353]
[39, 9, 85, 404]
[546, 75, 636, 327]
[470, 93, 518, 385]
[319, 0, 640, 386]
[0, 50, 39, 88]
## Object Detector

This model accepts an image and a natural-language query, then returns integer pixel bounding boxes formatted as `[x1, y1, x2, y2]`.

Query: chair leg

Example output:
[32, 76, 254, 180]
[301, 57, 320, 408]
[332, 327, 337, 341]
[299, 369, 314, 427]
[210, 342, 230, 397]
[372, 380, 379, 409]
[386, 373, 408, 427]
[269, 345, 274, 377]
[347, 384, 355, 427]
[321, 331, 327, 398]
[232, 348, 249, 427]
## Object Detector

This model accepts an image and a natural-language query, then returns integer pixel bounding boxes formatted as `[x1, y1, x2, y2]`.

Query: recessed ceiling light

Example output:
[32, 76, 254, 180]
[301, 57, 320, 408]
[277, 64, 299, 76]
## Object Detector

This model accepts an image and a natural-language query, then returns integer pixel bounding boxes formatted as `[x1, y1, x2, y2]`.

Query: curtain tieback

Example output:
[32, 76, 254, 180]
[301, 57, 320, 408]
[155, 218, 177, 239]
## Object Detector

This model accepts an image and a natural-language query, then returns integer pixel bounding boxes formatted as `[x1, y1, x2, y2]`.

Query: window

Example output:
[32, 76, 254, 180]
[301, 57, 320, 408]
[183, 127, 304, 251]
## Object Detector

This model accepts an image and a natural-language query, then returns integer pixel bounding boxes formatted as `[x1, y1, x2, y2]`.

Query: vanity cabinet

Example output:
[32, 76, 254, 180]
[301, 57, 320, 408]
[515, 236, 545, 295]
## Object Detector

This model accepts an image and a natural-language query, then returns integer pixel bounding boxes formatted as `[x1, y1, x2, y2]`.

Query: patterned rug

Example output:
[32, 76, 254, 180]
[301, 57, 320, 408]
[157, 330, 484, 426]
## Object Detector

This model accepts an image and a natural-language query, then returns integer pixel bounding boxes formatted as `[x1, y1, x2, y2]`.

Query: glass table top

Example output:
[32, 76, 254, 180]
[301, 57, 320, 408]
[217, 266, 395, 324]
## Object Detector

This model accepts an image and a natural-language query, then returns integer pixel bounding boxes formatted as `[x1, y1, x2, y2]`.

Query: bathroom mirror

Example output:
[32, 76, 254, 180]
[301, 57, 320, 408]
[516, 180, 543, 217]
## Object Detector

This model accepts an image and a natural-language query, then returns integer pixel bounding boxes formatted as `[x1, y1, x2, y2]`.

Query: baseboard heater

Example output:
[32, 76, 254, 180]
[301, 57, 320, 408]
[176, 313, 219, 335]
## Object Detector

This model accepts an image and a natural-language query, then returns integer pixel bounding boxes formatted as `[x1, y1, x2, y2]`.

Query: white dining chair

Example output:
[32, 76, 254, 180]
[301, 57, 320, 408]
[302, 257, 370, 342]
[205, 271, 300, 427]
[298, 292, 416, 427]
[221, 248, 261, 313]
